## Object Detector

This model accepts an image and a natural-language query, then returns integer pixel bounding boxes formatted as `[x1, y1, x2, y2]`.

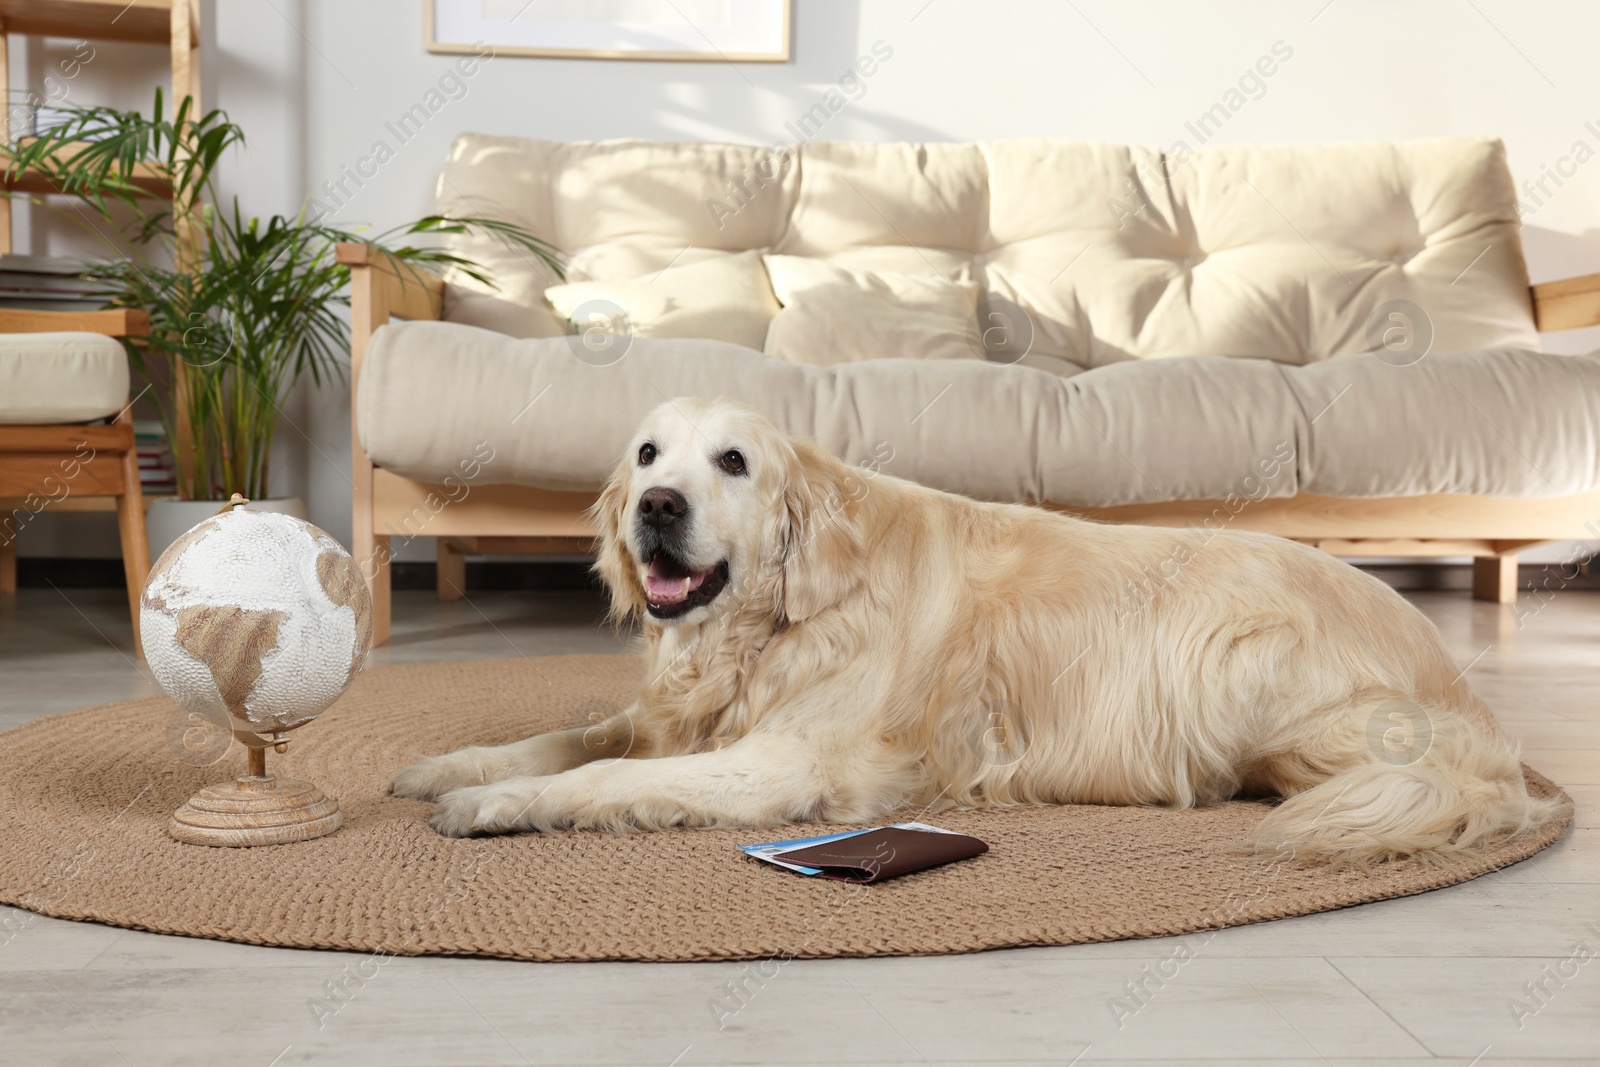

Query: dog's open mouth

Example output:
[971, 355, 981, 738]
[643, 554, 729, 618]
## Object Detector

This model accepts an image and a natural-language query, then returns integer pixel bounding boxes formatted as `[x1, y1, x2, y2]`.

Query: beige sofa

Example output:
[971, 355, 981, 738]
[344, 135, 1600, 644]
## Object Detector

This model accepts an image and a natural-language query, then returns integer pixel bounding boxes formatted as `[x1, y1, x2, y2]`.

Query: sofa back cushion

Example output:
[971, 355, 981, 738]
[435, 134, 1537, 368]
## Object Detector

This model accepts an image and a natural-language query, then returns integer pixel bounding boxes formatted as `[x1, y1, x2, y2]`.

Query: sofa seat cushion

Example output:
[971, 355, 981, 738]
[0, 332, 129, 424]
[1283, 349, 1600, 497]
[358, 321, 1600, 506]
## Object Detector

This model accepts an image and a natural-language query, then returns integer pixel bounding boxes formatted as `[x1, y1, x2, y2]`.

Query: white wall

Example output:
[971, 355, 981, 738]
[21, 0, 1600, 565]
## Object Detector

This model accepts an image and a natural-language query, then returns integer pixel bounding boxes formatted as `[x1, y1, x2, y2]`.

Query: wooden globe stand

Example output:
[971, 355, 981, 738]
[169, 737, 342, 847]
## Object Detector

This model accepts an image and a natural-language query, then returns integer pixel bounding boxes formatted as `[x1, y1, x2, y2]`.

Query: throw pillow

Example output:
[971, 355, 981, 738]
[543, 249, 779, 351]
[762, 255, 982, 365]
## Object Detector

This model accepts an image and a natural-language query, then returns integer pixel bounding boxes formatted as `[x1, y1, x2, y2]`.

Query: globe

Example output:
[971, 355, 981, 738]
[142, 503, 372, 738]
[140, 498, 371, 846]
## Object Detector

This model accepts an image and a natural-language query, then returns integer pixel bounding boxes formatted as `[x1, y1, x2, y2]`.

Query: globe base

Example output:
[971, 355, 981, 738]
[169, 774, 342, 847]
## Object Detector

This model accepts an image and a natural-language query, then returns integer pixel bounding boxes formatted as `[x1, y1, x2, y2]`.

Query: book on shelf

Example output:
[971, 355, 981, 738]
[132, 422, 176, 491]
[0, 295, 110, 310]
[0, 254, 87, 276]
[0, 255, 109, 309]
[0, 273, 103, 293]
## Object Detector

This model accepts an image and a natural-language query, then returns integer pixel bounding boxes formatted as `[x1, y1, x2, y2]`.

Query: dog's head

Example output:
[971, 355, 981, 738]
[592, 398, 865, 627]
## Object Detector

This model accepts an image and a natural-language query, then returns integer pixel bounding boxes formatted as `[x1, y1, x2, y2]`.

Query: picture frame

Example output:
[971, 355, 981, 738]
[425, 0, 791, 63]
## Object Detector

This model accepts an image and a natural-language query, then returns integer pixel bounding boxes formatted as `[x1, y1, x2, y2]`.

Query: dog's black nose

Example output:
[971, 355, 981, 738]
[638, 487, 687, 528]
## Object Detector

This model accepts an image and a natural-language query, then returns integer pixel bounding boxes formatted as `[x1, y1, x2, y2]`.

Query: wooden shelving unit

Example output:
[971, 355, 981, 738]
[0, 0, 186, 43]
[3, 140, 172, 195]
[0, 0, 199, 252]
[0, 0, 200, 602]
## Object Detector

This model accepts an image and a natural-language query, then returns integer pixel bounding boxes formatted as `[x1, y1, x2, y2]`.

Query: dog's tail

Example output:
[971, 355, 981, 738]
[1244, 707, 1569, 866]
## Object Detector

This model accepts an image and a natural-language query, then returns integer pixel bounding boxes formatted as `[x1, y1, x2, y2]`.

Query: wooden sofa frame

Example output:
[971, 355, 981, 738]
[341, 242, 1600, 645]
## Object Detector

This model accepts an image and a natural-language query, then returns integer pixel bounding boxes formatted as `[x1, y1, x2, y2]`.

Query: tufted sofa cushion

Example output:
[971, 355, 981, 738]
[434, 134, 1537, 369]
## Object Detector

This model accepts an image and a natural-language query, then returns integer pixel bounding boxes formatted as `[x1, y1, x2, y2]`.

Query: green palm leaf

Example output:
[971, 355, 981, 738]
[3, 89, 563, 500]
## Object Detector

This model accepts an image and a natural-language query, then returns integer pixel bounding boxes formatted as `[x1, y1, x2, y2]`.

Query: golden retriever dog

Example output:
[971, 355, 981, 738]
[394, 397, 1564, 864]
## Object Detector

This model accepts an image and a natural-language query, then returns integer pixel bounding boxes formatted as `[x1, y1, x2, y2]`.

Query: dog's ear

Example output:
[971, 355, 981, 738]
[779, 437, 867, 623]
[589, 459, 643, 622]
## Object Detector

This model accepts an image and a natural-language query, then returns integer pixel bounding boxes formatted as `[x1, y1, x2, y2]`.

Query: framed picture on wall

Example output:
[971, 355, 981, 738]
[426, 0, 791, 62]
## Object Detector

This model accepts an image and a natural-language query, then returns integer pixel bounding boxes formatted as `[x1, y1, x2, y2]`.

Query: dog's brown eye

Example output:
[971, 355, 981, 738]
[638, 443, 657, 466]
[718, 450, 747, 476]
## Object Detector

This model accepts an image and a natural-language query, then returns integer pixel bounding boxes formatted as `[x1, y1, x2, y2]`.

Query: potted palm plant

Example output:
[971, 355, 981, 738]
[2, 91, 560, 553]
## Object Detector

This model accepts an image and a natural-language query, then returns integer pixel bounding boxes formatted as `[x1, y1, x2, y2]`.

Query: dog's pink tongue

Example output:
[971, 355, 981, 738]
[646, 572, 690, 604]
[646, 559, 709, 604]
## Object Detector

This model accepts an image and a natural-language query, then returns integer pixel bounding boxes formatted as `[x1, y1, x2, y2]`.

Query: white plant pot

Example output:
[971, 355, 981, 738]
[146, 496, 308, 565]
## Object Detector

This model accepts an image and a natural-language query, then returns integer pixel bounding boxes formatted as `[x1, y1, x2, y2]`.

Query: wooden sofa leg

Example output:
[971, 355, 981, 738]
[369, 535, 392, 646]
[0, 536, 15, 594]
[1472, 554, 1519, 604]
[114, 414, 150, 656]
[354, 518, 393, 645]
[437, 538, 466, 601]
[353, 452, 392, 645]
[114, 490, 150, 656]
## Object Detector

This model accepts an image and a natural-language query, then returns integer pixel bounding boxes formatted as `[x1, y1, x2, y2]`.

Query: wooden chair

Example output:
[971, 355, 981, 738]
[0, 308, 153, 653]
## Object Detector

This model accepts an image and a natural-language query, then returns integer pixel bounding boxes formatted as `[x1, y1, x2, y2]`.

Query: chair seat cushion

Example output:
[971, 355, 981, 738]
[0, 332, 129, 424]
[358, 320, 1600, 506]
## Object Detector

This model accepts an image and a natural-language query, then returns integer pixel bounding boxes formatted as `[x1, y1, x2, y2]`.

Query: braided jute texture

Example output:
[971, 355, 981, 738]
[0, 655, 1573, 962]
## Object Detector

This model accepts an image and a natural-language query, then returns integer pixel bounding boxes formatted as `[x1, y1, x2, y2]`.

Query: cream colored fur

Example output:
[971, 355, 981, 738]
[393, 398, 1566, 865]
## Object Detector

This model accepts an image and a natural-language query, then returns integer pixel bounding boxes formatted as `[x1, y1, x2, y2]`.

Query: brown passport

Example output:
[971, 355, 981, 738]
[772, 827, 988, 883]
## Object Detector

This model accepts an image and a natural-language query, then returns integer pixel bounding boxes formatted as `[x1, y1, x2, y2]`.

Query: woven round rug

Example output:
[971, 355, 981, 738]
[0, 655, 1573, 962]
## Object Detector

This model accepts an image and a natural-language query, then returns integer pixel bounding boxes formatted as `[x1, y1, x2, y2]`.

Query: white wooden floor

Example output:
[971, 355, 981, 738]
[0, 583, 1596, 1067]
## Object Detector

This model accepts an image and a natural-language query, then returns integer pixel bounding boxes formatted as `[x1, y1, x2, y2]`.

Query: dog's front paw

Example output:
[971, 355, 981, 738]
[389, 754, 482, 801]
[428, 786, 491, 837]
[428, 779, 553, 837]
